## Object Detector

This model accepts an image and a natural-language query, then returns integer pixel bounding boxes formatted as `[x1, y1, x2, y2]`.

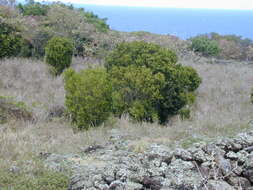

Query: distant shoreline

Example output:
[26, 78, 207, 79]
[75, 4, 253, 40]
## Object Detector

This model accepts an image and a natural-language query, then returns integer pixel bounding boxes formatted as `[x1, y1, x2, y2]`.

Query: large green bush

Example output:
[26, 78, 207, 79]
[0, 19, 23, 58]
[106, 41, 201, 123]
[189, 36, 220, 57]
[64, 68, 112, 130]
[45, 36, 73, 75]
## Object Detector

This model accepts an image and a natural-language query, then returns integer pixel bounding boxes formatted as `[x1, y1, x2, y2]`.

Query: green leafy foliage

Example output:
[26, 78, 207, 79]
[45, 36, 73, 75]
[110, 65, 165, 122]
[106, 41, 201, 123]
[0, 19, 23, 58]
[105, 41, 178, 71]
[189, 36, 220, 57]
[64, 68, 112, 130]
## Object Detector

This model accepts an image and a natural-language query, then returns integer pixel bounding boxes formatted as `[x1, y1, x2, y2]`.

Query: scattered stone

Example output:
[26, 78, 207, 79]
[47, 105, 65, 119]
[245, 146, 253, 152]
[9, 165, 20, 173]
[243, 169, 253, 183]
[141, 176, 162, 190]
[227, 177, 251, 189]
[81, 145, 104, 154]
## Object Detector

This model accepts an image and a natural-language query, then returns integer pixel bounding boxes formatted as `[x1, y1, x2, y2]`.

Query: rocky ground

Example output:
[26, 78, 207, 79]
[40, 128, 253, 190]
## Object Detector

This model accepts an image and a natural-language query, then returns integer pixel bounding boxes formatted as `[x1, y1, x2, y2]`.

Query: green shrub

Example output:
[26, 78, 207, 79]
[0, 19, 23, 58]
[106, 41, 201, 123]
[190, 36, 220, 57]
[18, 2, 49, 16]
[64, 68, 112, 130]
[105, 41, 178, 71]
[45, 36, 73, 75]
[82, 11, 109, 32]
[179, 108, 191, 120]
[251, 88, 253, 104]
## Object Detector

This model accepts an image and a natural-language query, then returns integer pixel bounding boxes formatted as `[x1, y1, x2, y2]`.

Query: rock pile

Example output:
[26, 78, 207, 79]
[44, 131, 253, 190]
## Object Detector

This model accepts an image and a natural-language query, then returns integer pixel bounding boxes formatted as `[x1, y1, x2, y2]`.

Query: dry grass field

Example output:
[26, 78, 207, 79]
[0, 56, 252, 164]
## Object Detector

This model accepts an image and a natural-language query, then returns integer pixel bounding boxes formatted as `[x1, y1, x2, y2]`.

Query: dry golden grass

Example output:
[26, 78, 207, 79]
[0, 120, 112, 161]
[0, 58, 64, 121]
[178, 57, 253, 136]
[0, 57, 252, 163]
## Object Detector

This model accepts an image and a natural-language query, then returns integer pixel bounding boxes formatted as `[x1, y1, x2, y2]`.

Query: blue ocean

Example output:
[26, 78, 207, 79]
[76, 5, 253, 40]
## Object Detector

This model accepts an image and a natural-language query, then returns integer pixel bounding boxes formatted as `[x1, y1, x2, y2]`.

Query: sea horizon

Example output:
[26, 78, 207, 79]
[72, 4, 253, 40]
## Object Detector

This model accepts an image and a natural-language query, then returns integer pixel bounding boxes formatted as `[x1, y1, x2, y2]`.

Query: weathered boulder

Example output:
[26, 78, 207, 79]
[206, 180, 235, 190]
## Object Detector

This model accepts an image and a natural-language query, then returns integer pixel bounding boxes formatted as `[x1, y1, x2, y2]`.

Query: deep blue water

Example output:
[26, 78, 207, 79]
[76, 5, 253, 40]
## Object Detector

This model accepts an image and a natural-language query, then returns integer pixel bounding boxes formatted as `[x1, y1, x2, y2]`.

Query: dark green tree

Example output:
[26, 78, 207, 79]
[45, 36, 73, 75]
[0, 19, 23, 58]
[190, 36, 220, 57]
[106, 41, 202, 123]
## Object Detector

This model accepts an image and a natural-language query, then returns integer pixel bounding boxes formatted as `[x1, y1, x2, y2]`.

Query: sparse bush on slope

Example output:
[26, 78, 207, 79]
[0, 2, 111, 58]
[189, 36, 220, 57]
[106, 41, 201, 123]
[45, 36, 73, 75]
[64, 68, 112, 130]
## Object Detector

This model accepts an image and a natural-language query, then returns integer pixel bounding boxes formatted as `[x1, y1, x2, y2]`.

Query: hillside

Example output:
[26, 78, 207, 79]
[0, 1, 253, 190]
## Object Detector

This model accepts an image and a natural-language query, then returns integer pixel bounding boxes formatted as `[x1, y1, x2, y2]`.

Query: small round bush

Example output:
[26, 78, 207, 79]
[64, 68, 112, 130]
[45, 36, 73, 75]
[190, 36, 220, 57]
[106, 41, 201, 124]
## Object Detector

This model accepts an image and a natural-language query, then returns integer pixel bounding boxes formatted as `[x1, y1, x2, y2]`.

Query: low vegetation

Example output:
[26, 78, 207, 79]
[0, 1, 252, 189]
[0, 1, 111, 59]
[0, 160, 69, 190]
[0, 96, 32, 124]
